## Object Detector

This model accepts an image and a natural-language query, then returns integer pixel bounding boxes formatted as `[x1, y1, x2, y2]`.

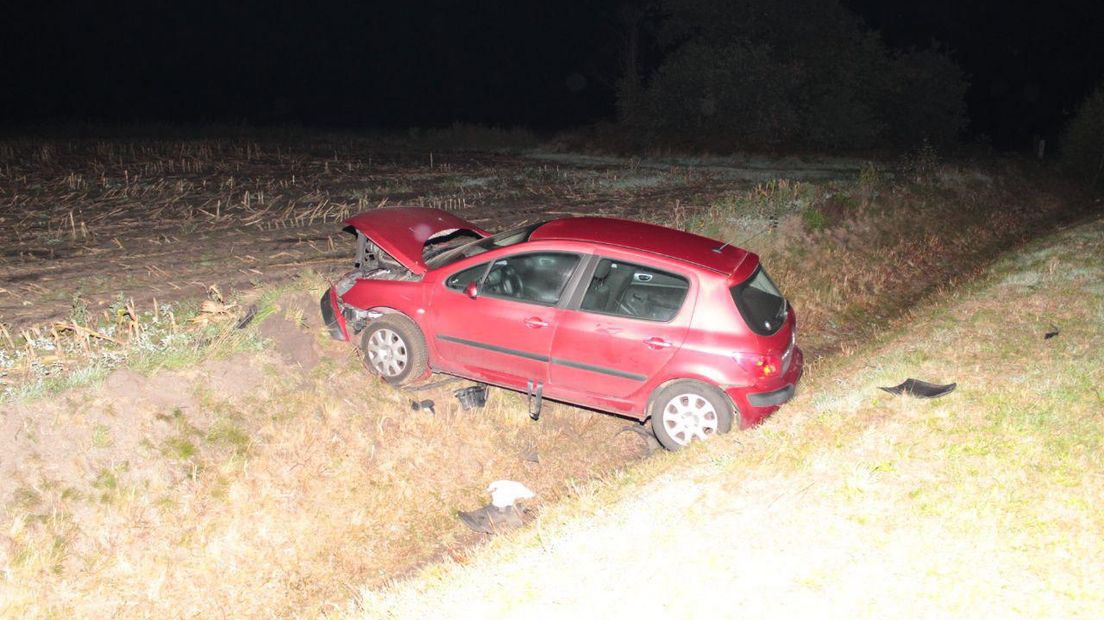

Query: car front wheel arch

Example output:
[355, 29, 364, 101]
[648, 379, 736, 451]
[359, 313, 428, 386]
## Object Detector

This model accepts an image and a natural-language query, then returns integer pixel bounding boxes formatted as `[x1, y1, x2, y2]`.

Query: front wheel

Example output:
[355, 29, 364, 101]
[649, 381, 734, 451]
[360, 314, 427, 386]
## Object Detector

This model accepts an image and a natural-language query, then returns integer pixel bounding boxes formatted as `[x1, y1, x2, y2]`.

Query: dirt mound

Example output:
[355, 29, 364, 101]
[199, 354, 268, 396]
[259, 315, 322, 370]
[103, 367, 198, 412]
[257, 292, 331, 371]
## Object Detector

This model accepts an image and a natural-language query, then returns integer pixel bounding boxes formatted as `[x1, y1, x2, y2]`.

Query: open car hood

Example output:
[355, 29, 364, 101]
[344, 207, 488, 275]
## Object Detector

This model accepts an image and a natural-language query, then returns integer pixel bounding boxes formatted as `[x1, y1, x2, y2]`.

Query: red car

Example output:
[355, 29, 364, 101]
[321, 207, 803, 450]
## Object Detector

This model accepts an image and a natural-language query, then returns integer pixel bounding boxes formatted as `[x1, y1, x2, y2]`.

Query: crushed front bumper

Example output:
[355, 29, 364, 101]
[320, 287, 349, 341]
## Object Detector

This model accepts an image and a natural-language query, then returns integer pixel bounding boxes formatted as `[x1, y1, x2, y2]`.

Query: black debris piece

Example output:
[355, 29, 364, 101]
[458, 505, 525, 534]
[879, 379, 957, 399]
[454, 384, 489, 410]
[410, 399, 436, 414]
[1044, 326, 1061, 340]
[527, 379, 544, 421]
[235, 305, 258, 330]
[617, 424, 662, 454]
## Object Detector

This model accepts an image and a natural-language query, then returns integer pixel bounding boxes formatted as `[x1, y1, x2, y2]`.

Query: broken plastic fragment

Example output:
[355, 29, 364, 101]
[458, 480, 535, 534]
[879, 379, 956, 399]
[487, 480, 535, 508]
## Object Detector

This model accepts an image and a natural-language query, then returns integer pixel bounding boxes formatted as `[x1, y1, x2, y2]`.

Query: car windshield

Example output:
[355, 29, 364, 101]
[424, 222, 545, 269]
[730, 266, 788, 336]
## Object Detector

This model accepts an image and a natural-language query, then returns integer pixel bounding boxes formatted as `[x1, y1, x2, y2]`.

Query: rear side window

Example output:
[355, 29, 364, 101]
[730, 267, 787, 335]
[580, 258, 689, 322]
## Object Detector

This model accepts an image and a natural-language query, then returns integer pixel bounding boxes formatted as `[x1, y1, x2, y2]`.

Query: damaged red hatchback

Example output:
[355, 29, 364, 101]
[321, 207, 803, 450]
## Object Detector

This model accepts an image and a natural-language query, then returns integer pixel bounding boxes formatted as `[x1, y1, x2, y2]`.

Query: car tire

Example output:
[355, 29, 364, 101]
[359, 314, 428, 386]
[649, 380, 734, 451]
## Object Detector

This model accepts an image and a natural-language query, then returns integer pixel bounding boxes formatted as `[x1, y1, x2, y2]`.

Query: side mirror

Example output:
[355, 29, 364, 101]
[464, 281, 480, 299]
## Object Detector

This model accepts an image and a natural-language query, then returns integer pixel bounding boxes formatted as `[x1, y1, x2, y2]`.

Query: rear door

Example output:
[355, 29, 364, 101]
[548, 257, 694, 405]
[428, 252, 583, 388]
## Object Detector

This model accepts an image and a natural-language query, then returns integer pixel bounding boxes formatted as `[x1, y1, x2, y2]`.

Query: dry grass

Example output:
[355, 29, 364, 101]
[0, 286, 654, 618]
[684, 160, 1086, 359]
[349, 214, 1104, 619]
[0, 140, 1095, 618]
[0, 282, 266, 403]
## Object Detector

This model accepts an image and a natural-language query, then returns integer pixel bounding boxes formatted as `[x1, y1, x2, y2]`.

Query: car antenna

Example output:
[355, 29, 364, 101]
[713, 222, 775, 254]
[737, 222, 774, 248]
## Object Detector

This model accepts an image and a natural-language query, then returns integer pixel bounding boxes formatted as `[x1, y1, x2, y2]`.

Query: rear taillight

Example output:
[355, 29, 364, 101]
[732, 352, 782, 380]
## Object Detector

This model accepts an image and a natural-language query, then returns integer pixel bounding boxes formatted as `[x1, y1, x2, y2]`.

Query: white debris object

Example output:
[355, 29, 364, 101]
[487, 480, 535, 508]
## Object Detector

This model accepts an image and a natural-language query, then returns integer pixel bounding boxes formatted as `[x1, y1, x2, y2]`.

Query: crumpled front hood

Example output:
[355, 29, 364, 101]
[344, 207, 487, 275]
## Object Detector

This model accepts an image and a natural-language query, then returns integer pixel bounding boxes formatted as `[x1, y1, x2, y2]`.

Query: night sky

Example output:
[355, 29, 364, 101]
[2, 0, 1102, 149]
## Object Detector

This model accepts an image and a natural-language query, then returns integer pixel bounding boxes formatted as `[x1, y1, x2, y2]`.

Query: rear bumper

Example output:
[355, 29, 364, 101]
[747, 384, 796, 407]
[726, 346, 803, 428]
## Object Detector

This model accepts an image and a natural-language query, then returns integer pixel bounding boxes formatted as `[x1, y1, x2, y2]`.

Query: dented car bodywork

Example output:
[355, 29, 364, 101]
[322, 206, 803, 450]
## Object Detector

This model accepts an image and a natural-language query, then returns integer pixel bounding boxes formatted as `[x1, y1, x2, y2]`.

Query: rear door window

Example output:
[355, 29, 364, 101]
[730, 267, 787, 335]
[580, 258, 689, 322]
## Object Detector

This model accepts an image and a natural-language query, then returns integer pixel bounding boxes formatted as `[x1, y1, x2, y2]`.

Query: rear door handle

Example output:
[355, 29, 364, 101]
[643, 337, 673, 349]
[524, 317, 549, 329]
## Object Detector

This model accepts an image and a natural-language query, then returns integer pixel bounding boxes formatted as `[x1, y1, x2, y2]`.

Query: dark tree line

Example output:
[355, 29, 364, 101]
[1063, 84, 1104, 186]
[616, 0, 969, 149]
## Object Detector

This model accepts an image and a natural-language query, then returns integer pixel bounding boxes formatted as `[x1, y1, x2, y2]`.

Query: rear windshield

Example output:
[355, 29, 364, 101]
[730, 267, 787, 336]
[424, 222, 544, 269]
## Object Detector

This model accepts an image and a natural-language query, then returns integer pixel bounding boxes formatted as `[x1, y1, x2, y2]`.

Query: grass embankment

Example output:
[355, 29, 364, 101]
[352, 214, 1104, 618]
[0, 287, 645, 618]
[0, 153, 1096, 618]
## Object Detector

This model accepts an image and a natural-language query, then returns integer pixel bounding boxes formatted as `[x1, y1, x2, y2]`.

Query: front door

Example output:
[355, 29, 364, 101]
[429, 252, 582, 389]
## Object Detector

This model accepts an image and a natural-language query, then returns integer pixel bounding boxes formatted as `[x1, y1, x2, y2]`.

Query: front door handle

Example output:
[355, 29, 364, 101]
[524, 317, 549, 329]
[643, 337, 673, 349]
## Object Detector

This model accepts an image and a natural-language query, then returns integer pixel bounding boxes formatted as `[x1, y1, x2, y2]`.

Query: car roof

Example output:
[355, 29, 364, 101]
[529, 216, 752, 276]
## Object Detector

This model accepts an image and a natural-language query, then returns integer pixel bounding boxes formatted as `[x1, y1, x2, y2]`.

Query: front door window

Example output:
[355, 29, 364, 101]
[483, 252, 581, 305]
[431, 252, 581, 388]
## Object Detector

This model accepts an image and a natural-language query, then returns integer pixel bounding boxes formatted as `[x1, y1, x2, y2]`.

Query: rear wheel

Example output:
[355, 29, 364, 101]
[360, 314, 427, 386]
[650, 381, 734, 451]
